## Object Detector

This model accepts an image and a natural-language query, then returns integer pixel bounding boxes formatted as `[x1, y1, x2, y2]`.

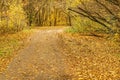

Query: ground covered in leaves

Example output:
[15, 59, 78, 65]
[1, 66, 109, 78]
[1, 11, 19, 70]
[0, 30, 32, 72]
[61, 33, 120, 80]
[0, 27, 120, 80]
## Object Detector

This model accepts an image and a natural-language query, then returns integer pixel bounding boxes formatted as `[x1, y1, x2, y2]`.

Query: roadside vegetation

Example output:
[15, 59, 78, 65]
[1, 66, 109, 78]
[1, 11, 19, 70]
[65, 0, 120, 61]
[0, 29, 32, 72]
[0, 0, 120, 79]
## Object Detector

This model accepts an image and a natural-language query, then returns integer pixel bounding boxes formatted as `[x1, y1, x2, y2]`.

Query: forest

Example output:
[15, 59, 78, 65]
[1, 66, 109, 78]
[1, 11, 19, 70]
[0, 0, 120, 34]
[0, 0, 120, 80]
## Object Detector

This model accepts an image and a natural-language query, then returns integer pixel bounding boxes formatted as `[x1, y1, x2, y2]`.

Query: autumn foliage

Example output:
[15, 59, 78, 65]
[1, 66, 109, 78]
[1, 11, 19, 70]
[0, 0, 27, 34]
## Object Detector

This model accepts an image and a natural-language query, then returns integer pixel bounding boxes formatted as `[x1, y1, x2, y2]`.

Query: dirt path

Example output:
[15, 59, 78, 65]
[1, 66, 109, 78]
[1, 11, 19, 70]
[0, 27, 120, 80]
[0, 27, 71, 80]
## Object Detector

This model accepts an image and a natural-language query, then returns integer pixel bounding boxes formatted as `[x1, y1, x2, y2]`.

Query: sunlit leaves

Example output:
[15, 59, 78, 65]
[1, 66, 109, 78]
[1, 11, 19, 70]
[8, 2, 27, 30]
[0, 0, 27, 34]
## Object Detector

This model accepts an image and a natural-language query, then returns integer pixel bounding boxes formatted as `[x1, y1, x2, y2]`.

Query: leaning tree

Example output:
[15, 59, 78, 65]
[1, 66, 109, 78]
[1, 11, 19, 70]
[68, 0, 120, 33]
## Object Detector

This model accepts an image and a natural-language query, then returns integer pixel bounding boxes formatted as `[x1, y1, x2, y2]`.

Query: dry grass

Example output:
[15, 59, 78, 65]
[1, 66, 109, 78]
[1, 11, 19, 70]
[60, 33, 120, 80]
